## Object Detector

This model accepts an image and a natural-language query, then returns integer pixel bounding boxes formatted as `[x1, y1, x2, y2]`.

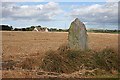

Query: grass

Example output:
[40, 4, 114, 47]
[2, 44, 119, 78]
[41, 44, 119, 77]
[93, 48, 119, 72]
[2, 32, 119, 78]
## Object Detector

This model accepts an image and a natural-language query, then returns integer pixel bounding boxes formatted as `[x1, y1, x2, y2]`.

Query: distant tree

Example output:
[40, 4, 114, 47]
[0, 25, 2, 30]
[26, 28, 30, 31]
[31, 26, 35, 28]
[14, 28, 22, 31]
[30, 26, 35, 31]
[0, 25, 13, 31]
[59, 29, 62, 32]
[10, 26, 13, 30]
[37, 25, 41, 27]
[22, 28, 26, 31]
[50, 28, 57, 31]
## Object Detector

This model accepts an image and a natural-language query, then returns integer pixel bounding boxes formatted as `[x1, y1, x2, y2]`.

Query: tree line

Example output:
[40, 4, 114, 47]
[88, 29, 120, 34]
[0, 25, 13, 31]
[1, 25, 119, 33]
[0, 25, 68, 32]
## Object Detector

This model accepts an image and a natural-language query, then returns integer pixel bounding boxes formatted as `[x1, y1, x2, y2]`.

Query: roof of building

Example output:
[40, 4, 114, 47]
[34, 27, 47, 31]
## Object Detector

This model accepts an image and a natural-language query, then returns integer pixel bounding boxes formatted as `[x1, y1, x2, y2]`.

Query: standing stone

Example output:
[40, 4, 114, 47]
[68, 18, 88, 50]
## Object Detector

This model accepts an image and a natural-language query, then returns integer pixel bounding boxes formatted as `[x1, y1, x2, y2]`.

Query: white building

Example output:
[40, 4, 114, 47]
[33, 27, 48, 32]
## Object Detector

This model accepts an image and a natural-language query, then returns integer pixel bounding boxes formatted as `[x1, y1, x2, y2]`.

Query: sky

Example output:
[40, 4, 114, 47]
[1, 0, 119, 30]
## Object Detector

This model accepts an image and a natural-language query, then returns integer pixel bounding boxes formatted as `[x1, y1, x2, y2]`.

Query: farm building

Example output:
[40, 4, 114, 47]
[33, 27, 48, 32]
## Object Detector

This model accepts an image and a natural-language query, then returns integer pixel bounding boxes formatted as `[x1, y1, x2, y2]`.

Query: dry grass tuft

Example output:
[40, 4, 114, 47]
[93, 48, 119, 72]
[41, 45, 119, 75]
[19, 57, 42, 70]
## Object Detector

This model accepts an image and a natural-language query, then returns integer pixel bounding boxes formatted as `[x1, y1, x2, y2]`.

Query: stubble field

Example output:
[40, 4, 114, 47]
[1, 31, 119, 78]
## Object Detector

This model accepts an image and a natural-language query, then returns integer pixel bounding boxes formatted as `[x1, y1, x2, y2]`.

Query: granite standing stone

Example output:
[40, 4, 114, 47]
[68, 18, 88, 50]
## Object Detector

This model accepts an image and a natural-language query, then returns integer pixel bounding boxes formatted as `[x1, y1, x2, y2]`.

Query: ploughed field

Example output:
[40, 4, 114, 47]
[1, 31, 119, 78]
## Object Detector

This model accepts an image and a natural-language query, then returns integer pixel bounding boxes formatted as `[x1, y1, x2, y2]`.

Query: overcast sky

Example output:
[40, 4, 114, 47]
[1, 0, 119, 29]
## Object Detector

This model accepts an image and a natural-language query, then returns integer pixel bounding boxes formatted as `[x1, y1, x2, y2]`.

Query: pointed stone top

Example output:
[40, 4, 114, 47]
[74, 18, 81, 22]
[73, 18, 82, 25]
[75, 18, 79, 20]
[74, 18, 82, 24]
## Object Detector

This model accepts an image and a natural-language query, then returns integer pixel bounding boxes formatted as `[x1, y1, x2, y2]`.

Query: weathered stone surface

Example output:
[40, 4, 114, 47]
[68, 18, 88, 50]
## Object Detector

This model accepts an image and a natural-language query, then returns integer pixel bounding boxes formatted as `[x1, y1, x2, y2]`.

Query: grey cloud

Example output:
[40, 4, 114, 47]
[2, 2, 63, 21]
[69, 2, 118, 24]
